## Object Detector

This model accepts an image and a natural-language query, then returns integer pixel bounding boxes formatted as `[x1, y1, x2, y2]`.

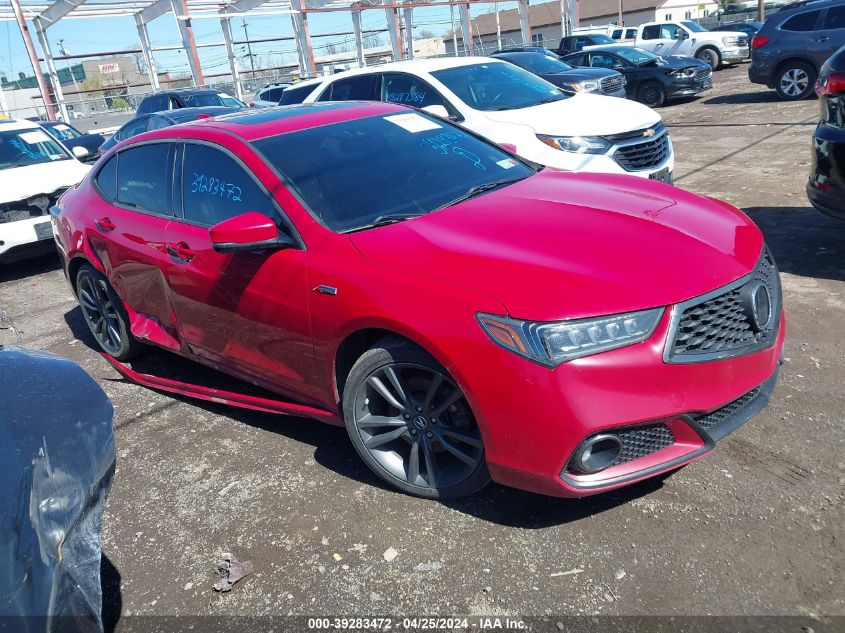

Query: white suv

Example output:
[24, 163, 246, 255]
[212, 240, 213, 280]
[299, 57, 674, 182]
[0, 119, 91, 263]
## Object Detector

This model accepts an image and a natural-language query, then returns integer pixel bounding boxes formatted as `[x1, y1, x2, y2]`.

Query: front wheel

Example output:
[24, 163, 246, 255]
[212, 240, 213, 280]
[775, 61, 816, 101]
[695, 47, 721, 69]
[638, 81, 666, 108]
[342, 338, 490, 499]
[76, 264, 144, 360]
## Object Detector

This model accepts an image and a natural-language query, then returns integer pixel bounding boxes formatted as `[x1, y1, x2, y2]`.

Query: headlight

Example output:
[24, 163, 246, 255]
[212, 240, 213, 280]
[574, 80, 600, 93]
[722, 36, 740, 46]
[670, 67, 696, 77]
[477, 308, 664, 367]
[537, 134, 612, 154]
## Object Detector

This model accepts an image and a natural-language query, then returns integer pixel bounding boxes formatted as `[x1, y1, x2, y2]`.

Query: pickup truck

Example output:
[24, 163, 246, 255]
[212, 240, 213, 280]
[633, 20, 750, 69]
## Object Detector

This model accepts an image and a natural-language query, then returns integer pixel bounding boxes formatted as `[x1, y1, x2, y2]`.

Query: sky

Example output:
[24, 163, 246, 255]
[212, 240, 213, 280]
[0, 2, 521, 80]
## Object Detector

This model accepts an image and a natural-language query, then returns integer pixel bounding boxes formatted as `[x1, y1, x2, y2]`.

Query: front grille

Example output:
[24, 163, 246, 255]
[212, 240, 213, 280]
[0, 190, 66, 224]
[566, 423, 675, 474]
[694, 387, 761, 431]
[613, 424, 675, 467]
[600, 74, 624, 94]
[666, 249, 781, 362]
[737, 35, 748, 48]
[695, 67, 712, 81]
[608, 123, 671, 171]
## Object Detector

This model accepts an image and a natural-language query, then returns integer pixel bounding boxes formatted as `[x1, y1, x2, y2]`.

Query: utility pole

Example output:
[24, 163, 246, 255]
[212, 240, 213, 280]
[757, 0, 765, 22]
[57, 39, 81, 98]
[242, 19, 256, 73]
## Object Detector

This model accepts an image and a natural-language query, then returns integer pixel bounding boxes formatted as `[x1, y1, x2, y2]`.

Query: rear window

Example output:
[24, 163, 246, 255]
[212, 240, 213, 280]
[822, 6, 845, 29]
[280, 83, 318, 105]
[252, 113, 534, 233]
[781, 9, 821, 31]
[95, 155, 117, 199]
[137, 94, 168, 114]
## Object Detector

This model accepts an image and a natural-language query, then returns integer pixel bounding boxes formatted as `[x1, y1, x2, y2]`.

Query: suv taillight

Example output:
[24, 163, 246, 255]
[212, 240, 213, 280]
[751, 35, 769, 49]
[817, 71, 845, 98]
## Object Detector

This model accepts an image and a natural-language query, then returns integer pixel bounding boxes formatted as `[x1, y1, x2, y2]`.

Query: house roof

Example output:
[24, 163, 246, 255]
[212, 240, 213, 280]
[454, 0, 664, 41]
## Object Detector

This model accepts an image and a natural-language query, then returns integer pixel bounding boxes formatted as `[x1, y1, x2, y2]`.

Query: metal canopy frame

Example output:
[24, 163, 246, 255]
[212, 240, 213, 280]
[1, 0, 545, 120]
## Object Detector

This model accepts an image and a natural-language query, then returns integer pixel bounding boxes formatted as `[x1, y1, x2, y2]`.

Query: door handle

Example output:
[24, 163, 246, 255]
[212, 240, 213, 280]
[95, 216, 115, 232]
[167, 241, 195, 263]
[818, 35, 830, 42]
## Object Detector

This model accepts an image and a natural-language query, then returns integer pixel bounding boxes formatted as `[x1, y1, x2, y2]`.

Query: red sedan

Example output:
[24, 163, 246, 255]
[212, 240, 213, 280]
[52, 102, 784, 499]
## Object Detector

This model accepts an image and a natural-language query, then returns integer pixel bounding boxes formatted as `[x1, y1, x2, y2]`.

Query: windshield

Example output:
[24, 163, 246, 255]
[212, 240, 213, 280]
[614, 47, 660, 65]
[432, 62, 567, 111]
[0, 128, 72, 171]
[682, 21, 709, 32]
[508, 54, 574, 74]
[253, 112, 536, 233]
[219, 95, 245, 108]
[47, 124, 82, 141]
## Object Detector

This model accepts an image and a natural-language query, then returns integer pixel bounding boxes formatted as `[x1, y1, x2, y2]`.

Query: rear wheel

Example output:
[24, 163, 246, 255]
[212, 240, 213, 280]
[638, 81, 666, 108]
[775, 61, 816, 101]
[76, 264, 144, 360]
[342, 338, 490, 499]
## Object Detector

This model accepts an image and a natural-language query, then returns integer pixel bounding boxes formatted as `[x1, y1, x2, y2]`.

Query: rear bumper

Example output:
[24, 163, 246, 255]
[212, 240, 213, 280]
[807, 180, 845, 220]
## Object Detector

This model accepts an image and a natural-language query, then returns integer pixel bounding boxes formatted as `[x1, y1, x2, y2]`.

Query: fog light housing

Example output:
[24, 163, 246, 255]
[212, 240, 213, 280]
[571, 434, 622, 473]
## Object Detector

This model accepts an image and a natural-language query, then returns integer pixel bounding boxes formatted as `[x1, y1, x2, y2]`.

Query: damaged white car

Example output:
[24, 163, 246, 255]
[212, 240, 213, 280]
[0, 119, 91, 263]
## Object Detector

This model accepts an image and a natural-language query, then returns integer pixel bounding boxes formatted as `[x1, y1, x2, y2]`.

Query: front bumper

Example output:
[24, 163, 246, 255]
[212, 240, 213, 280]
[0, 216, 57, 263]
[529, 136, 675, 180]
[455, 306, 785, 498]
[667, 78, 713, 99]
[722, 46, 750, 63]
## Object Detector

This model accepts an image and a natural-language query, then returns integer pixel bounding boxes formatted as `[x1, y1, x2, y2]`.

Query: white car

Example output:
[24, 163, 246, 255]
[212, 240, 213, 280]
[252, 82, 291, 108]
[634, 21, 750, 68]
[299, 57, 674, 181]
[0, 119, 91, 263]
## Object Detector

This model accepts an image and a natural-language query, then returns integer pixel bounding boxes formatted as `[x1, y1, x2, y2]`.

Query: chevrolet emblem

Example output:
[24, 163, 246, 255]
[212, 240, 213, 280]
[643, 128, 656, 138]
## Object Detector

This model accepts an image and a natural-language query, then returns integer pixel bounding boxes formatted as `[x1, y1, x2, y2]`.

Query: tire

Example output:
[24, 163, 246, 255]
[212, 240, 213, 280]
[695, 47, 721, 69]
[775, 61, 816, 101]
[76, 263, 145, 361]
[342, 337, 490, 499]
[638, 81, 666, 108]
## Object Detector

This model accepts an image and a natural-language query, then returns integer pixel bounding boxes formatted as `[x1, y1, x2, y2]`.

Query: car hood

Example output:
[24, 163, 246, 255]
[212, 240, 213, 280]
[0, 159, 91, 204]
[482, 92, 660, 136]
[544, 68, 618, 84]
[659, 56, 711, 69]
[350, 170, 763, 320]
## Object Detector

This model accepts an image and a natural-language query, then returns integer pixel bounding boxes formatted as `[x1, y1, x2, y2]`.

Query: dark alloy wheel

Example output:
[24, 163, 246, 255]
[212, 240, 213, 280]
[76, 264, 144, 360]
[638, 81, 666, 108]
[343, 340, 490, 499]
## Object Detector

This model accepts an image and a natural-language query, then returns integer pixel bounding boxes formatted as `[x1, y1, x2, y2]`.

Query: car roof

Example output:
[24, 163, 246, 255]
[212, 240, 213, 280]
[0, 118, 42, 131]
[156, 105, 243, 119]
[140, 101, 410, 142]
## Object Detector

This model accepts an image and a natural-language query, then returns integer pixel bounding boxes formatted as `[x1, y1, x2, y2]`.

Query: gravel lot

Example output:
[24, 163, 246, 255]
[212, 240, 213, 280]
[1, 64, 842, 628]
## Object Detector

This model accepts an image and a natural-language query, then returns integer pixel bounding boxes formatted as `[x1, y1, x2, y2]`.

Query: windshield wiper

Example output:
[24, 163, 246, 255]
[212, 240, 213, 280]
[434, 177, 525, 211]
[343, 213, 422, 234]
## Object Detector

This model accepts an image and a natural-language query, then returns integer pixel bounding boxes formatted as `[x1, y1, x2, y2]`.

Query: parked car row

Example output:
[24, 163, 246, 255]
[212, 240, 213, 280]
[49, 99, 785, 501]
[282, 57, 675, 181]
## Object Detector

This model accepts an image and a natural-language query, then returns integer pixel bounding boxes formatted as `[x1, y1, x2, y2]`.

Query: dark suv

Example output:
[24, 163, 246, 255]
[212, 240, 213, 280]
[135, 88, 245, 114]
[749, 0, 845, 100]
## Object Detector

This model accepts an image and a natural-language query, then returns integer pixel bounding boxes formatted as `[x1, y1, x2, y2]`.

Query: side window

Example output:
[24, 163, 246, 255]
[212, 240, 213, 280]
[95, 155, 117, 200]
[138, 94, 167, 114]
[567, 53, 587, 65]
[266, 87, 286, 101]
[660, 24, 680, 39]
[612, 29, 622, 39]
[782, 10, 822, 31]
[116, 116, 149, 141]
[575, 37, 590, 49]
[380, 73, 450, 109]
[591, 54, 617, 69]
[116, 144, 171, 213]
[181, 144, 278, 227]
[319, 75, 379, 101]
[148, 115, 172, 131]
[823, 6, 845, 29]
[641, 25, 660, 39]
[627, 28, 637, 38]
[279, 83, 317, 105]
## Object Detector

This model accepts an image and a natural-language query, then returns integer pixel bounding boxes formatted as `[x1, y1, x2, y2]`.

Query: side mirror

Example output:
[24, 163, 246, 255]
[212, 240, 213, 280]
[72, 146, 90, 159]
[674, 31, 688, 40]
[421, 104, 454, 120]
[613, 62, 625, 69]
[209, 211, 295, 253]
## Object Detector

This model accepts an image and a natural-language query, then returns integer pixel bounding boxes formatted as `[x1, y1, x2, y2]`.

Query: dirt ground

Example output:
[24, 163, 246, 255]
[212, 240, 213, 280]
[1, 64, 843, 627]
